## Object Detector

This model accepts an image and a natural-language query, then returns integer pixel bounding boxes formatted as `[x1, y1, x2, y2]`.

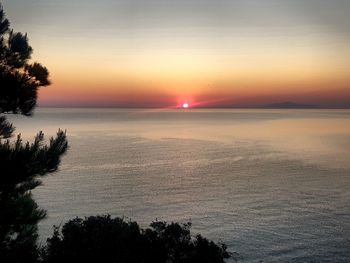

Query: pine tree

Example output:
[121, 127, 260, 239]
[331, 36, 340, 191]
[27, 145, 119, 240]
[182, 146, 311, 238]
[0, 4, 68, 262]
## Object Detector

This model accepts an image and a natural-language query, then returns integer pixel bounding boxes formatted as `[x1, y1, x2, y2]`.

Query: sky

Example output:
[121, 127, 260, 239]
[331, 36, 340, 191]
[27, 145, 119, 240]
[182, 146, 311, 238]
[2, 0, 350, 108]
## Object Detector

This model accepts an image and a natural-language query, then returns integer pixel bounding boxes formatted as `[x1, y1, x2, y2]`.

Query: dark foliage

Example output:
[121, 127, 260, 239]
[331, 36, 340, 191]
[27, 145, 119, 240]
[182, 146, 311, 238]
[0, 4, 231, 263]
[0, 4, 68, 262]
[0, 116, 13, 138]
[0, 4, 49, 116]
[42, 215, 232, 263]
[0, 130, 68, 192]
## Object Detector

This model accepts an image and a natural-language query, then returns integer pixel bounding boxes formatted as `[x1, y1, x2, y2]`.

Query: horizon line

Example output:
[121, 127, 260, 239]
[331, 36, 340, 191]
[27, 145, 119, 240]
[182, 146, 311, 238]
[37, 105, 350, 110]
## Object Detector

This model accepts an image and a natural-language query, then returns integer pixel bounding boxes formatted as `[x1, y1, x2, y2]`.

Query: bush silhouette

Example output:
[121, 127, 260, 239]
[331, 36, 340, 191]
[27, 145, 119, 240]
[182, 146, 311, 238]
[42, 215, 231, 263]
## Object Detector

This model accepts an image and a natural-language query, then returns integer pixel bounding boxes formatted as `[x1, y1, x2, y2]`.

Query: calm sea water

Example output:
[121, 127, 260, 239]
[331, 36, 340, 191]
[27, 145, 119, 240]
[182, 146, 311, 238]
[8, 108, 350, 262]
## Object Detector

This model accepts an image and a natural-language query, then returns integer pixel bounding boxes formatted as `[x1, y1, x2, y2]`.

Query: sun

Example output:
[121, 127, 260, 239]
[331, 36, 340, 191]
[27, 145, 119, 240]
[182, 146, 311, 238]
[182, 103, 189, 108]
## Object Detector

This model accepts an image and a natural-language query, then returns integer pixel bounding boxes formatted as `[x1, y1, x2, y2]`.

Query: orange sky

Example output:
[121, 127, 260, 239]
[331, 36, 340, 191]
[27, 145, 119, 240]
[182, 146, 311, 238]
[3, 0, 350, 107]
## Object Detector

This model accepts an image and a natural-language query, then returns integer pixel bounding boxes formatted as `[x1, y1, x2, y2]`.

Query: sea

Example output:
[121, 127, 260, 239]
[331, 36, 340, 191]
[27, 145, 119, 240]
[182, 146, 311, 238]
[8, 108, 350, 262]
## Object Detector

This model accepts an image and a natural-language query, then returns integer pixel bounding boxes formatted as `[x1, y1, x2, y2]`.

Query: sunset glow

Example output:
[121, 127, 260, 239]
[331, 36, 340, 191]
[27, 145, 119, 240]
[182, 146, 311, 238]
[182, 103, 189, 109]
[3, 0, 350, 108]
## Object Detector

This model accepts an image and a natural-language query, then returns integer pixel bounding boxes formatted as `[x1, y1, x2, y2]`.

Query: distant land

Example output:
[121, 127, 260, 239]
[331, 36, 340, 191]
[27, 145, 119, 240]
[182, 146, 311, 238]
[263, 101, 319, 109]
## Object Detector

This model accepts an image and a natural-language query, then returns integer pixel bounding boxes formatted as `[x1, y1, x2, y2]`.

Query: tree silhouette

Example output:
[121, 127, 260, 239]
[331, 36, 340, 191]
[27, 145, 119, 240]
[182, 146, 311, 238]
[0, 4, 67, 262]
